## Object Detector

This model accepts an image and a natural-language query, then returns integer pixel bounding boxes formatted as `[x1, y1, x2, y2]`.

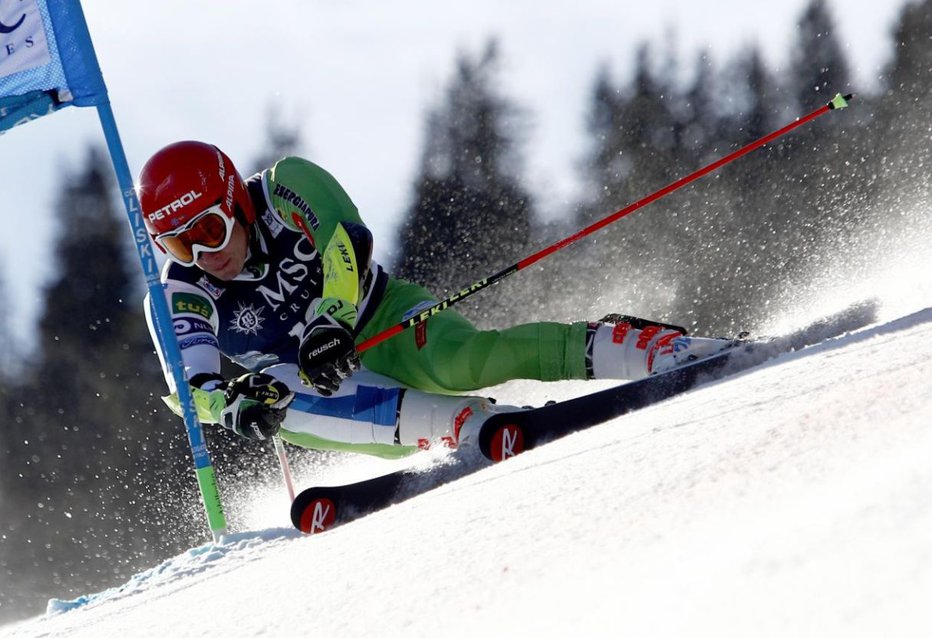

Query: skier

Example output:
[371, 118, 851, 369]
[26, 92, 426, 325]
[139, 141, 735, 458]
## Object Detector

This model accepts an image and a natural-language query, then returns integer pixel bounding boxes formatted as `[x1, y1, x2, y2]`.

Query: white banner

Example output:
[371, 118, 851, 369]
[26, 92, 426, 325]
[0, 0, 51, 80]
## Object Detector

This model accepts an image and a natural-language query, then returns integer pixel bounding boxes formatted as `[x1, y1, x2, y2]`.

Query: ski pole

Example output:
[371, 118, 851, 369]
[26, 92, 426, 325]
[273, 436, 296, 502]
[356, 93, 854, 353]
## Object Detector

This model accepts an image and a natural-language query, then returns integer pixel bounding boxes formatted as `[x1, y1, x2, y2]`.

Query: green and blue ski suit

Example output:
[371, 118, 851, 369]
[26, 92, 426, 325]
[147, 157, 592, 458]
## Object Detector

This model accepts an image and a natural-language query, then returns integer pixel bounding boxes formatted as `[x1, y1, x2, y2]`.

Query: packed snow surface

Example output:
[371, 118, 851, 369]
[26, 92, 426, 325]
[3, 303, 932, 637]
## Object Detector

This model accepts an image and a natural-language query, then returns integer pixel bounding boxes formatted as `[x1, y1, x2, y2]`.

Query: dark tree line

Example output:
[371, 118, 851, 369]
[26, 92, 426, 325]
[0, 148, 198, 622]
[2, 0, 931, 625]
[529, 0, 863, 335]
[394, 0, 929, 336]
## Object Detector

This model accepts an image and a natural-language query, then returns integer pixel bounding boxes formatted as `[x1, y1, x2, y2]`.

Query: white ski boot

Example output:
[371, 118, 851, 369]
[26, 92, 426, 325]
[396, 391, 522, 450]
[648, 334, 739, 374]
[588, 321, 737, 379]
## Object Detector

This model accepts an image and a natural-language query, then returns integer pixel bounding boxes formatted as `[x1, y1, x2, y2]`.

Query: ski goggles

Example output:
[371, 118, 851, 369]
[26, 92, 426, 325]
[153, 202, 235, 266]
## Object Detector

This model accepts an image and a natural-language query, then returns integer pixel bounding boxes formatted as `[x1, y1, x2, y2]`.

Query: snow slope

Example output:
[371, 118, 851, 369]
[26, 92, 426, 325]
[2, 303, 932, 638]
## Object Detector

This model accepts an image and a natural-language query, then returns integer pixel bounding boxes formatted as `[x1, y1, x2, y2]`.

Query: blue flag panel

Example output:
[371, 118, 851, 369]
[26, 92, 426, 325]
[0, 0, 106, 133]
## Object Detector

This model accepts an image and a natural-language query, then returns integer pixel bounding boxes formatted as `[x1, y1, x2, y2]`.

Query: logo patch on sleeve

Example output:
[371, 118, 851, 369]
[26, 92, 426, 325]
[172, 292, 213, 320]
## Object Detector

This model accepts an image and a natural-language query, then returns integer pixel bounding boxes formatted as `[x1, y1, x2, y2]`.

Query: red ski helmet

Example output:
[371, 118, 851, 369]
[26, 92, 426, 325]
[138, 141, 255, 258]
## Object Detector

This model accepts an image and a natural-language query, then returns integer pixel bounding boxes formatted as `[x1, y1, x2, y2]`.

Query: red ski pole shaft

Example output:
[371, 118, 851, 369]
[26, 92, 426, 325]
[358, 93, 853, 353]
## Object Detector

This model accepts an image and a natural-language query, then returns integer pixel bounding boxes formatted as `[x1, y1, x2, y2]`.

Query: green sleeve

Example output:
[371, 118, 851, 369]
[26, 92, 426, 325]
[265, 156, 364, 249]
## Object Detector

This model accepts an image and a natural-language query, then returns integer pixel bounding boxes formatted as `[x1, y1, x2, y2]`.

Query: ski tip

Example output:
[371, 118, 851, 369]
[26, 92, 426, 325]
[486, 423, 526, 462]
[291, 495, 338, 534]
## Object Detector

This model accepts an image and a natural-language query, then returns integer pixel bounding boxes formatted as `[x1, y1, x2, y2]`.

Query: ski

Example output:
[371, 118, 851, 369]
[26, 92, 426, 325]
[478, 343, 744, 462]
[477, 301, 878, 462]
[290, 461, 466, 534]
[291, 471, 409, 534]
[291, 300, 877, 533]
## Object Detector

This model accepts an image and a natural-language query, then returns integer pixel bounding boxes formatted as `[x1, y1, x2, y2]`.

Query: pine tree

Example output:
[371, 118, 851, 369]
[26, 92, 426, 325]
[701, 46, 790, 331]
[875, 0, 932, 199]
[764, 0, 855, 297]
[675, 51, 718, 166]
[790, 0, 851, 110]
[248, 103, 305, 175]
[573, 44, 693, 325]
[582, 44, 681, 222]
[394, 40, 535, 322]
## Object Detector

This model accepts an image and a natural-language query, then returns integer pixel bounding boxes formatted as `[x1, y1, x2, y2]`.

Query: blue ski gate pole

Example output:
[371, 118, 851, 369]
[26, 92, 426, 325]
[96, 102, 228, 540]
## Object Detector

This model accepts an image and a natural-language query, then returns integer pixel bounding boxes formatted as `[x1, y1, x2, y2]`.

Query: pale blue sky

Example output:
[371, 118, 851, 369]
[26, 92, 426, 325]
[0, 0, 910, 347]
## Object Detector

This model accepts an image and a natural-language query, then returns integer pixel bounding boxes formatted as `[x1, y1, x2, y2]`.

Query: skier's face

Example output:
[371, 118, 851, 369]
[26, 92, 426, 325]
[195, 220, 249, 280]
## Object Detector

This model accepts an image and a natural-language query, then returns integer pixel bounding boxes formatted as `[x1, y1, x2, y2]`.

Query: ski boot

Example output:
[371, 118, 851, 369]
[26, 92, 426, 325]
[588, 318, 738, 379]
[396, 392, 523, 450]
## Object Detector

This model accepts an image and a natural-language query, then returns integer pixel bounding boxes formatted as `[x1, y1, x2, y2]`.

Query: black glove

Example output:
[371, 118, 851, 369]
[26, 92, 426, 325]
[217, 373, 295, 441]
[298, 312, 360, 396]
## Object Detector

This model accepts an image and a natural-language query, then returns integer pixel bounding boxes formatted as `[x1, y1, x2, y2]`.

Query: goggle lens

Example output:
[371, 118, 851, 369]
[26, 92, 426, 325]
[154, 204, 234, 265]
